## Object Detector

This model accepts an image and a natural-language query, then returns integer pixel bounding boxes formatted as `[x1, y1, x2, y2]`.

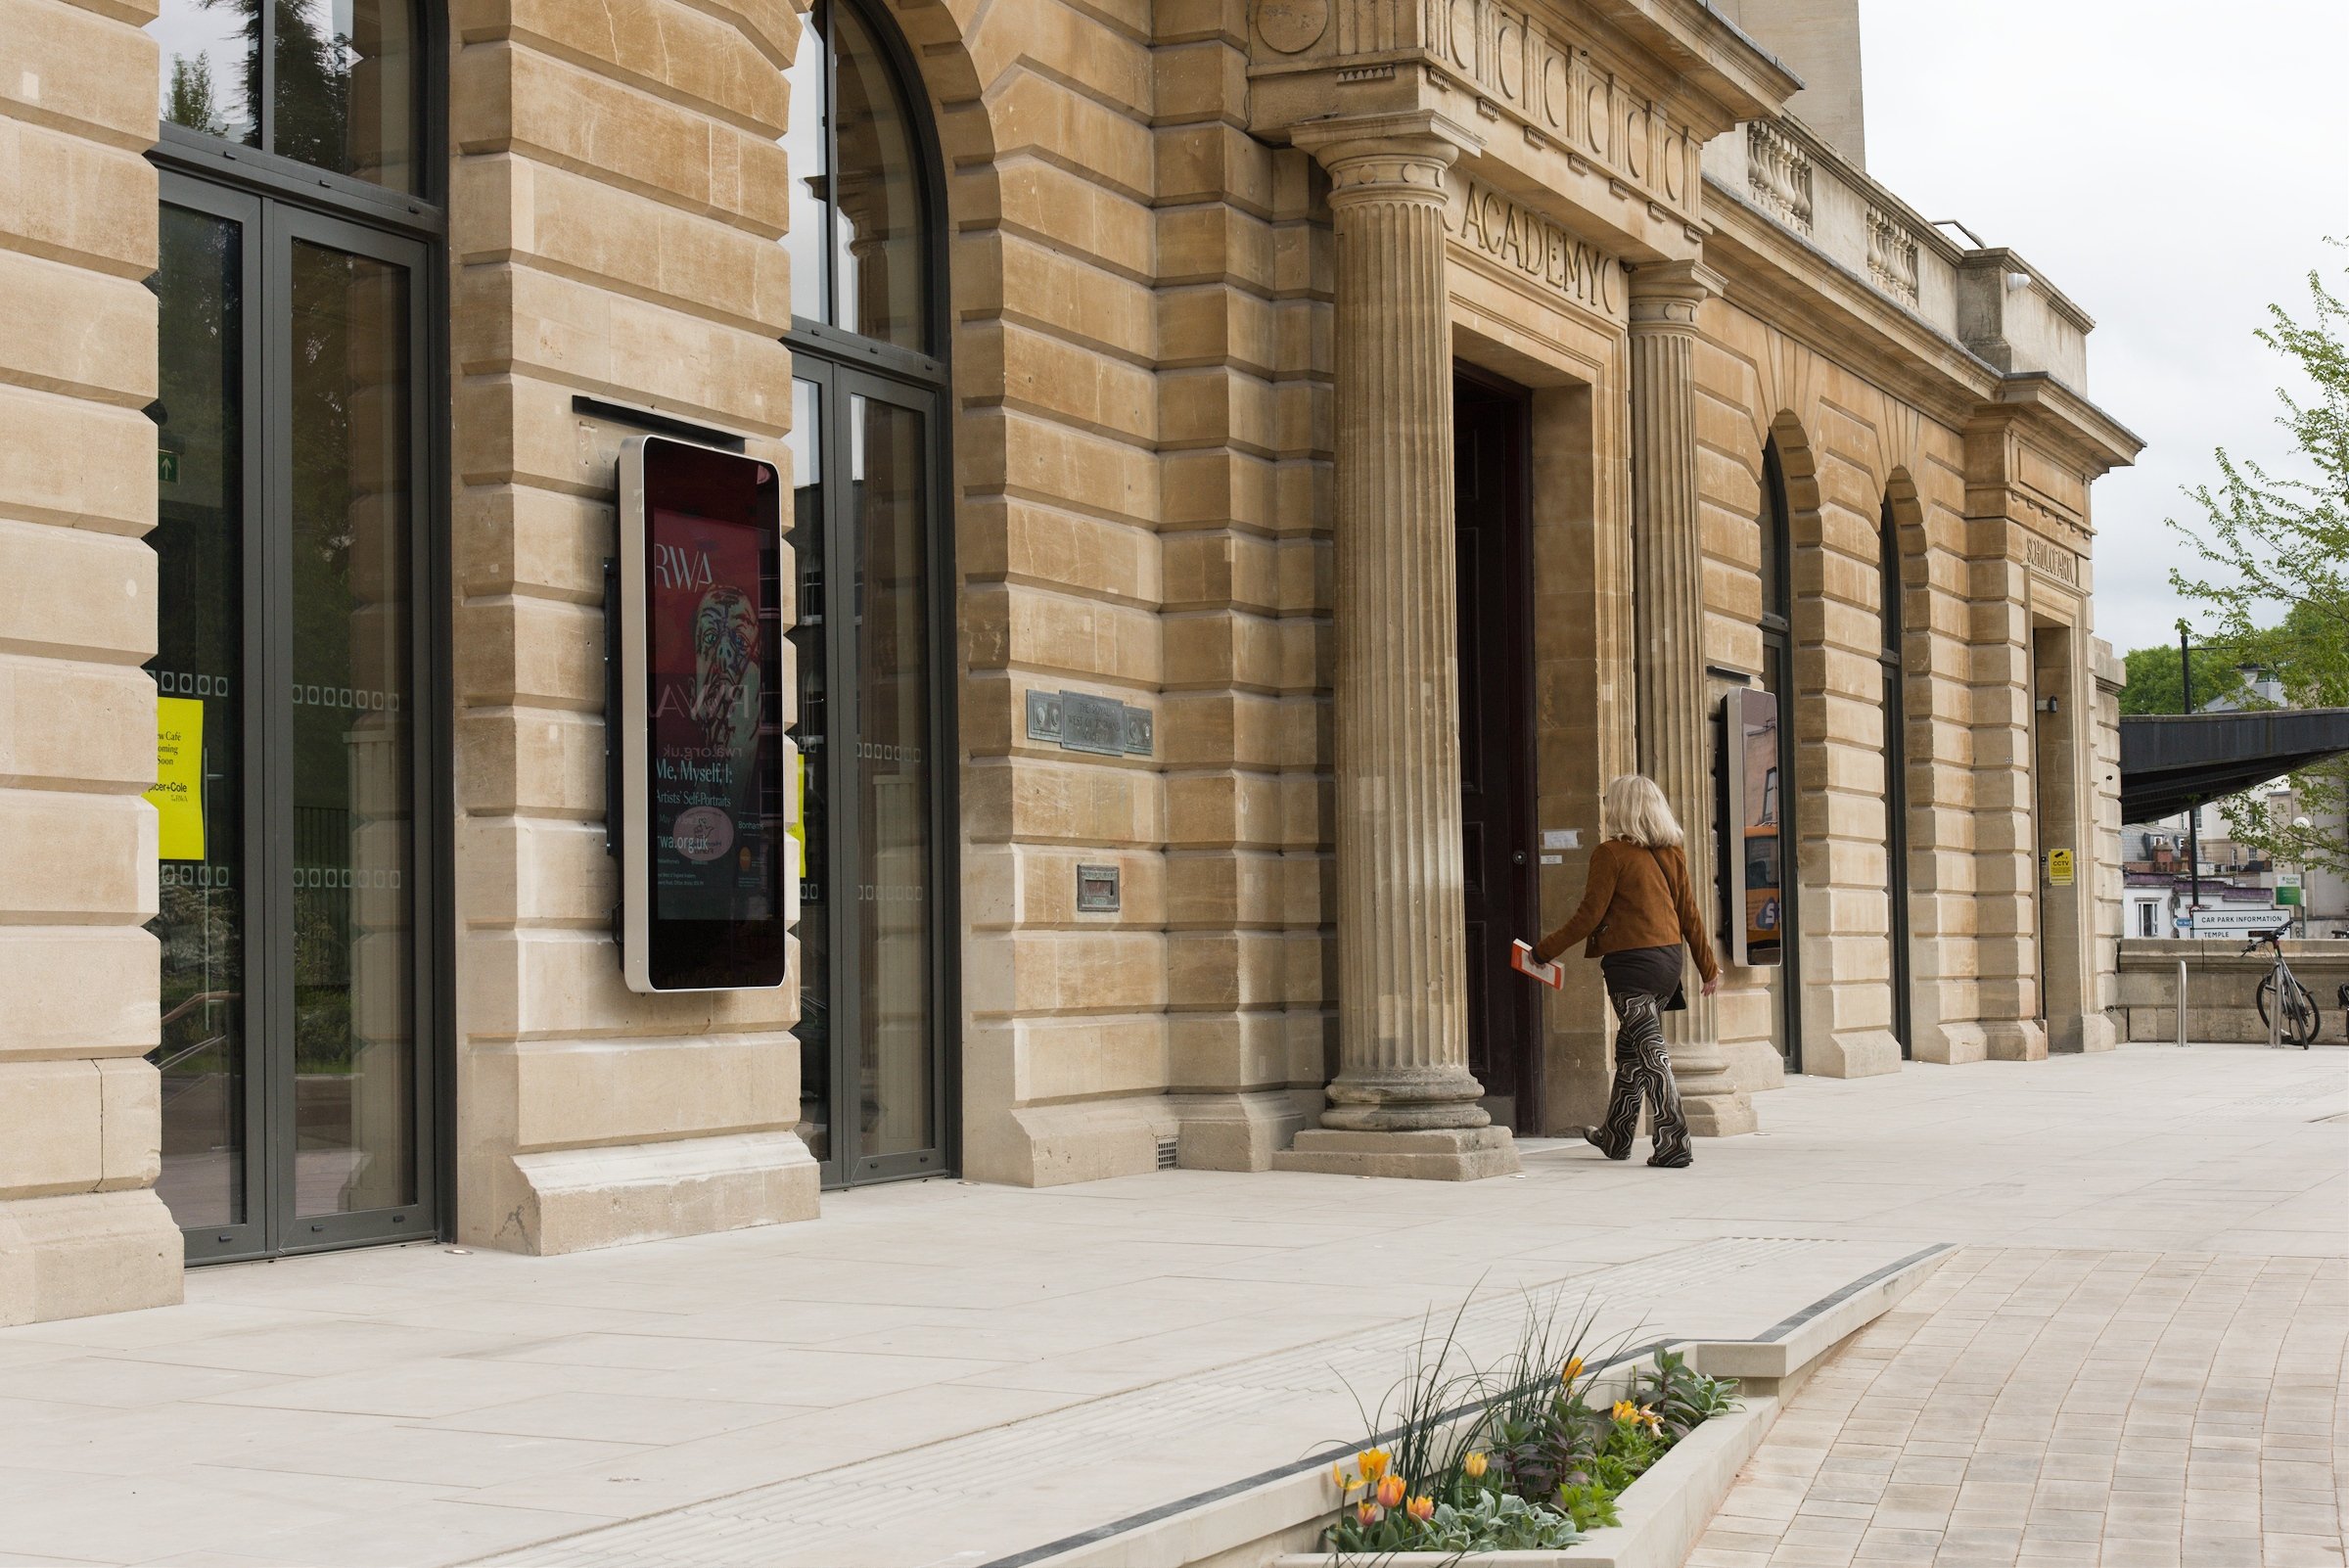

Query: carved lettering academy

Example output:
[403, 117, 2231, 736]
[1446, 179, 1620, 317]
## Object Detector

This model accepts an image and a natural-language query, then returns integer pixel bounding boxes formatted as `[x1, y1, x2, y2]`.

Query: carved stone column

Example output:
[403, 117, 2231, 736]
[1628, 260, 1755, 1137]
[1272, 114, 1516, 1181]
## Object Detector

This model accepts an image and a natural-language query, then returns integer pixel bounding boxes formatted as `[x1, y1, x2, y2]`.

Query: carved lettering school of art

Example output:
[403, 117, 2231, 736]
[1446, 177, 1622, 317]
[2026, 536, 2081, 587]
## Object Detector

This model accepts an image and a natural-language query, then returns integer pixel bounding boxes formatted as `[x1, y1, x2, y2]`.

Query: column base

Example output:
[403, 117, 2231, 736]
[1807, 1030, 1904, 1080]
[466, 1131, 818, 1255]
[1984, 1020, 2049, 1061]
[0, 1190, 183, 1327]
[1681, 1093, 1757, 1137]
[1272, 1126, 1520, 1181]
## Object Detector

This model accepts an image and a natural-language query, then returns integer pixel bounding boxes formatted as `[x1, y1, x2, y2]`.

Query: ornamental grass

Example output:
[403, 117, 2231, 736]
[1319, 1294, 1740, 1557]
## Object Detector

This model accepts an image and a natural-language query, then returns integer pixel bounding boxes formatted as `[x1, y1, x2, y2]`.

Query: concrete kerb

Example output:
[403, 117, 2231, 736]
[999, 1245, 1956, 1568]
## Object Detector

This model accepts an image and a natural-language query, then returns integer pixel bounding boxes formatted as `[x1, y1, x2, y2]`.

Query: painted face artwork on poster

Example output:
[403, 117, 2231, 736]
[648, 505, 775, 923]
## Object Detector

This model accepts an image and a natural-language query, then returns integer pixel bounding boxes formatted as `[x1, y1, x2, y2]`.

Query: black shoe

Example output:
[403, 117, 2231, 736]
[1584, 1130, 1631, 1161]
[1645, 1152, 1691, 1169]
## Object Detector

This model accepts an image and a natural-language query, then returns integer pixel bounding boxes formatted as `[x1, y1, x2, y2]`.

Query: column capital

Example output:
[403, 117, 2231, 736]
[1626, 258, 1726, 332]
[1292, 112, 1481, 207]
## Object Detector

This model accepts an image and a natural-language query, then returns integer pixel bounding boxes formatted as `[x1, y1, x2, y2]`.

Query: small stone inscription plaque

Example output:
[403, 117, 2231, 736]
[1123, 707, 1155, 757]
[1076, 863, 1122, 912]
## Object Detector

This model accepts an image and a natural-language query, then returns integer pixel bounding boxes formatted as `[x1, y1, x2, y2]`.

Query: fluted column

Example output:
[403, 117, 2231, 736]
[1628, 261, 1755, 1137]
[1271, 114, 1515, 1181]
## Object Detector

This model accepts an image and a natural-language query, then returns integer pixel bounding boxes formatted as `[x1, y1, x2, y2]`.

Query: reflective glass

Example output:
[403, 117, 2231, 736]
[783, 3, 831, 324]
[152, 1, 261, 147]
[273, 0, 422, 191]
[149, 204, 251, 1230]
[832, 5, 928, 349]
[788, 379, 832, 1163]
[853, 394, 934, 1158]
[288, 239, 416, 1217]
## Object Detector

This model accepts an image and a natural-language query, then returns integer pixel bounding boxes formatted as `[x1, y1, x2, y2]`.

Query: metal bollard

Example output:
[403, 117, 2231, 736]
[2176, 957, 2188, 1048]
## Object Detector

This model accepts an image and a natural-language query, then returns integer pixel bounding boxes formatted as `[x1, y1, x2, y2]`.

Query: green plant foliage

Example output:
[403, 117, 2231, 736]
[1320, 1293, 1743, 1556]
[2169, 245, 2349, 876]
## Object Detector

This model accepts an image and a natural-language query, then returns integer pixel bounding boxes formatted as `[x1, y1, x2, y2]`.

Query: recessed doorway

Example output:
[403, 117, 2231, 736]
[1453, 370, 1541, 1131]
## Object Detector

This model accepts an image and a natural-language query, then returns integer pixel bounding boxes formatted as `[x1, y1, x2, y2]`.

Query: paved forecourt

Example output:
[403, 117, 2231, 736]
[0, 1042, 2336, 1567]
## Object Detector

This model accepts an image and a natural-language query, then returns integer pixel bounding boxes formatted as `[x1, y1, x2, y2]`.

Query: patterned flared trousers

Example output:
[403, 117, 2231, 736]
[1590, 989, 1691, 1166]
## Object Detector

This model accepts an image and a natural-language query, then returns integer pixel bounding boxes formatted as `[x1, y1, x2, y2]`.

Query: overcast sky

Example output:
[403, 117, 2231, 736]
[1856, 0, 2349, 659]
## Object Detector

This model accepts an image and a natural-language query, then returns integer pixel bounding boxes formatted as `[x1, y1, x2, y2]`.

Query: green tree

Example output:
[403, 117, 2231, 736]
[2117, 641, 2237, 716]
[2170, 246, 2349, 876]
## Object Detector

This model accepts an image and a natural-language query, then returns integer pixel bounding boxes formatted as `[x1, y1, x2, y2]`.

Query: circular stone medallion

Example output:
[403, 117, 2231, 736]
[1256, 0, 1328, 54]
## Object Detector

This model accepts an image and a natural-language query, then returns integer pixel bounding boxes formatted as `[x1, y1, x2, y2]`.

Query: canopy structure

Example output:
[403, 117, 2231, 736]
[2118, 709, 2349, 820]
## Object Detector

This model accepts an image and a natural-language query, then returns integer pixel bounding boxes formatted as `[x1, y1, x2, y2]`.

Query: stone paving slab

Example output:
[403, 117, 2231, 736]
[1687, 1246, 2349, 1568]
[0, 1042, 2338, 1567]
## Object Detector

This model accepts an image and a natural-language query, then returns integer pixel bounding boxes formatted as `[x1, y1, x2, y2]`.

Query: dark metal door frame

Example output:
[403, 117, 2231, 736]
[790, 354, 958, 1189]
[157, 178, 441, 1264]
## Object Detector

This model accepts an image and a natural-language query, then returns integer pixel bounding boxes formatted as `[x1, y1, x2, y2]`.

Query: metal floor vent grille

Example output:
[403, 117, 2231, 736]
[1155, 1135, 1179, 1170]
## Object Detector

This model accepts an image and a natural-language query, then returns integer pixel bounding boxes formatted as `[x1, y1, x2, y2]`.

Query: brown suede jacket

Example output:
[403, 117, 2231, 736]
[1531, 838, 1721, 984]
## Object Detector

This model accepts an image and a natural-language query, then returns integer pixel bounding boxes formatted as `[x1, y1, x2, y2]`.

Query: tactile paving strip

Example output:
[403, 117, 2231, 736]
[473, 1235, 1834, 1568]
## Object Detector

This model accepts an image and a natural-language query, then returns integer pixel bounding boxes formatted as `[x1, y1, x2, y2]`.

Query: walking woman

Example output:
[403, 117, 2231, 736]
[1529, 774, 1720, 1168]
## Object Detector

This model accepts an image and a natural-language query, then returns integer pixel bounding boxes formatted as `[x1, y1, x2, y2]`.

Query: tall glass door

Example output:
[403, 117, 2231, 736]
[150, 177, 435, 1260]
[788, 364, 946, 1185]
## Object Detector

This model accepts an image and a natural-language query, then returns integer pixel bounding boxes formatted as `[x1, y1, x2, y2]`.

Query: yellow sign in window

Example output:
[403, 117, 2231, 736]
[149, 696, 206, 862]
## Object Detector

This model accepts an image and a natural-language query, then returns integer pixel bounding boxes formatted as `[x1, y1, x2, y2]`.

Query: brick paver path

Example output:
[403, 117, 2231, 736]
[1691, 1247, 2349, 1568]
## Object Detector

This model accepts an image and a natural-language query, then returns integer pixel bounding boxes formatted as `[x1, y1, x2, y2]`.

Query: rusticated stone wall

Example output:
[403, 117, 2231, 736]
[446, 0, 814, 1250]
[0, 0, 183, 1322]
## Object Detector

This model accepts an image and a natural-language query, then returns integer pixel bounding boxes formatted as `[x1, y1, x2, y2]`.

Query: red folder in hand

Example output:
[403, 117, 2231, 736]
[1511, 940, 1564, 990]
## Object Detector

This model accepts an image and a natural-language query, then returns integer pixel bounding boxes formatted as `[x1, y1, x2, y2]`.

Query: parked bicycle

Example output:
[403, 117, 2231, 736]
[2246, 922, 2319, 1048]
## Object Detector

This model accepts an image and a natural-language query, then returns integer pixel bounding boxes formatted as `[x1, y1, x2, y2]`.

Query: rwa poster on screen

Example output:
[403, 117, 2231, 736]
[648, 508, 775, 924]
[617, 435, 790, 992]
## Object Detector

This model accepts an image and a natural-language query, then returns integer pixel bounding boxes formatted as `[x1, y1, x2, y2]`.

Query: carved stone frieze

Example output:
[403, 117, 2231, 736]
[1248, 0, 1705, 223]
[1866, 206, 1920, 308]
[1443, 175, 1623, 319]
[1745, 119, 1813, 235]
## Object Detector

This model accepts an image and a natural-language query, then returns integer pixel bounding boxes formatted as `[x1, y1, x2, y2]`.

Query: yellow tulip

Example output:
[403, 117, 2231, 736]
[1331, 1461, 1353, 1492]
[1463, 1451, 1489, 1479]
[1561, 1357, 1585, 1383]
[1405, 1495, 1435, 1522]
[1612, 1400, 1638, 1423]
[1358, 1449, 1390, 1483]
[1376, 1474, 1406, 1508]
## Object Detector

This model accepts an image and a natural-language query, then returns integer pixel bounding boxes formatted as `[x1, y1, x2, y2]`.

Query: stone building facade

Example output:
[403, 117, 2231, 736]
[0, 0, 2138, 1322]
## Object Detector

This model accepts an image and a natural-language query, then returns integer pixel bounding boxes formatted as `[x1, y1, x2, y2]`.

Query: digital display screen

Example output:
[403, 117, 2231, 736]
[1724, 687, 1785, 967]
[648, 505, 776, 923]
[619, 436, 789, 992]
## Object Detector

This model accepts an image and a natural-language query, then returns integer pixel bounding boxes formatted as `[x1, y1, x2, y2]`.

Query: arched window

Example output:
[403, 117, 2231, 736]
[144, 0, 441, 1262]
[1879, 497, 1912, 1057]
[784, 0, 938, 353]
[1759, 438, 1802, 1070]
[780, 0, 956, 1188]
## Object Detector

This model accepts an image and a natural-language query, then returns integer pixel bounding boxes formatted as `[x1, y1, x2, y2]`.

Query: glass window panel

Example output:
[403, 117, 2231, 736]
[152, 1, 261, 147]
[273, 0, 421, 191]
[788, 379, 831, 1164]
[1759, 439, 1788, 625]
[783, 2, 831, 324]
[288, 239, 416, 1217]
[853, 394, 933, 1159]
[149, 204, 252, 1230]
[831, 5, 928, 349]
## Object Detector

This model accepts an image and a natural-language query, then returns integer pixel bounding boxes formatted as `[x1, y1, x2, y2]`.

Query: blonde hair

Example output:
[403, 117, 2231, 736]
[1603, 774, 1683, 849]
